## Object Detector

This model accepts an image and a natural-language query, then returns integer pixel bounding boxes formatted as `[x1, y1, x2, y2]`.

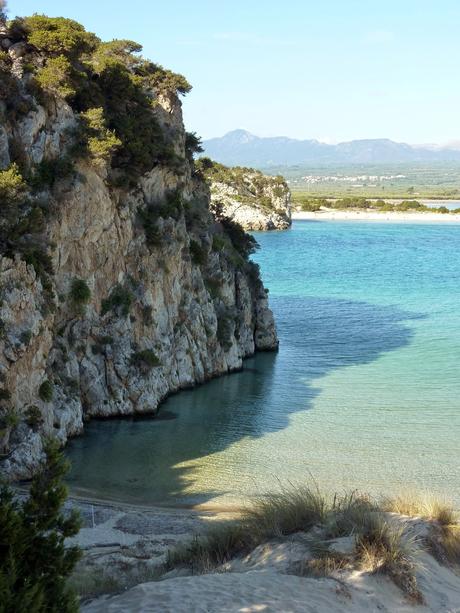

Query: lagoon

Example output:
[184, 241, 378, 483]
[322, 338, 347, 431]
[67, 221, 460, 507]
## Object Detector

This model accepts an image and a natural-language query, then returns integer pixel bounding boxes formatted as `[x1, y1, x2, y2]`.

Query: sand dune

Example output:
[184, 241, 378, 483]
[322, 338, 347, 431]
[82, 518, 460, 613]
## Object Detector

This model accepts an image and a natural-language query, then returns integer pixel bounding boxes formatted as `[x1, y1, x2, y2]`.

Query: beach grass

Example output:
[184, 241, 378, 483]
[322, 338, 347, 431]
[164, 484, 428, 601]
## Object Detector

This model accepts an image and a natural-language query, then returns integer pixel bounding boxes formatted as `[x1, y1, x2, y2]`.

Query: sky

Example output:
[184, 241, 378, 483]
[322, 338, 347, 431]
[7, 0, 460, 144]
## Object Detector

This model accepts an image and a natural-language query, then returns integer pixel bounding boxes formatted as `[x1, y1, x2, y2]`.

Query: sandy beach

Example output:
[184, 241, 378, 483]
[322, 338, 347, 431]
[63, 495, 460, 613]
[292, 210, 460, 222]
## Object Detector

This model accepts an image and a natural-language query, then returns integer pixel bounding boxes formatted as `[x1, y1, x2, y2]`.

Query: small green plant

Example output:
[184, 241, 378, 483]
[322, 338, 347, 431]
[0, 389, 11, 402]
[79, 107, 121, 167]
[69, 278, 91, 307]
[217, 312, 234, 350]
[220, 217, 259, 261]
[130, 349, 160, 371]
[31, 157, 74, 189]
[19, 330, 32, 345]
[142, 305, 153, 326]
[0, 164, 27, 206]
[35, 55, 76, 99]
[212, 234, 227, 252]
[205, 277, 222, 300]
[39, 380, 53, 403]
[189, 239, 207, 266]
[101, 284, 134, 317]
[185, 131, 203, 158]
[0, 409, 19, 429]
[26, 405, 43, 429]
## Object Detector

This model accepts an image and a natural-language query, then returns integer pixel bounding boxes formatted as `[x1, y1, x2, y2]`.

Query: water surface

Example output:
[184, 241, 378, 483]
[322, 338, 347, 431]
[67, 221, 460, 506]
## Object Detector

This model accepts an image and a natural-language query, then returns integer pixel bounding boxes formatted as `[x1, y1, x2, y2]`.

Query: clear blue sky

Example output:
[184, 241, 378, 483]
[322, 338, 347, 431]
[7, 0, 460, 144]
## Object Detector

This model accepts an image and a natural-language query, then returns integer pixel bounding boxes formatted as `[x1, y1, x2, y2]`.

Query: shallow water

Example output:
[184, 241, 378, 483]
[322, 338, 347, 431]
[67, 221, 460, 506]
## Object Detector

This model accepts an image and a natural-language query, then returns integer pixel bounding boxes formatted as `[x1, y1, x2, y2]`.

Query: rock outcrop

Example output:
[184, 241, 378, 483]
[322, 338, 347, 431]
[197, 159, 291, 231]
[0, 16, 278, 480]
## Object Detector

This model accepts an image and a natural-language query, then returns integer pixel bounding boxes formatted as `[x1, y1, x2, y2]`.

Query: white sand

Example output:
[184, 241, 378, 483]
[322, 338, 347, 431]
[82, 519, 460, 613]
[292, 210, 460, 222]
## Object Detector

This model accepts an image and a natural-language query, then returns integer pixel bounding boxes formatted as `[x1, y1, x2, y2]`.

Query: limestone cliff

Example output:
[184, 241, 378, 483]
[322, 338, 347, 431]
[197, 159, 291, 231]
[0, 16, 278, 479]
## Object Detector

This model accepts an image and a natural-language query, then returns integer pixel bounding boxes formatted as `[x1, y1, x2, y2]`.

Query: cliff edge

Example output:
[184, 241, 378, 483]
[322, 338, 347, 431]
[0, 15, 278, 479]
[197, 158, 291, 231]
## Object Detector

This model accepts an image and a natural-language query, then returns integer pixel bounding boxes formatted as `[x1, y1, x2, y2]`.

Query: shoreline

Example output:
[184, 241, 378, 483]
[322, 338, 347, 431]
[292, 209, 460, 222]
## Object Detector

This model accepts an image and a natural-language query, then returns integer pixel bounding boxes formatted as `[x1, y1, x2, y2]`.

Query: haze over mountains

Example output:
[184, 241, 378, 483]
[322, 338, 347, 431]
[202, 130, 460, 168]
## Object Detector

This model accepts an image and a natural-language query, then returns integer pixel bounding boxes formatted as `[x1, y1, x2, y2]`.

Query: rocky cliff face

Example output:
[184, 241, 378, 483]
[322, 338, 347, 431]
[197, 159, 291, 231]
[0, 17, 277, 480]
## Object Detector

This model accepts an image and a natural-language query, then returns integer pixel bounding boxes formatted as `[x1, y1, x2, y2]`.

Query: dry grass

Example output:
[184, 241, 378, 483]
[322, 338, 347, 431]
[427, 523, 460, 567]
[327, 491, 378, 538]
[164, 484, 424, 601]
[382, 492, 457, 525]
[382, 492, 460, 571]
[70, 562, 164, 601]
[355, 519, 423, 603]
[165, 523, 253, 574]
[245, 484, 328, 538]
[165, 484, 328, 574]
[292, 551, 351, 578]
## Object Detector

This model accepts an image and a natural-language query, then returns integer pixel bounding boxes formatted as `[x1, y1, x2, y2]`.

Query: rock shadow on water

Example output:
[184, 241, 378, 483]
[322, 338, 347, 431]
[66, 296, 423, 506]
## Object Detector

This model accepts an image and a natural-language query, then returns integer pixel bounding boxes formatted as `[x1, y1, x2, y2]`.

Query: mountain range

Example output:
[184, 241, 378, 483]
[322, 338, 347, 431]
[202, 130, 460, 168]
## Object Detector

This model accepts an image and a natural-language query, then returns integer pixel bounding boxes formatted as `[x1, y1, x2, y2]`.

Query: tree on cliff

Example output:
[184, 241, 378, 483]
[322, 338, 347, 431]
[0, 1, 7, 23]
[0, 440, 81, 612]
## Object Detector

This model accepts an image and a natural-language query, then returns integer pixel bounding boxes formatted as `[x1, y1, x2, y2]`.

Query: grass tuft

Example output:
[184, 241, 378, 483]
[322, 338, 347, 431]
[382, 492, 457, 525]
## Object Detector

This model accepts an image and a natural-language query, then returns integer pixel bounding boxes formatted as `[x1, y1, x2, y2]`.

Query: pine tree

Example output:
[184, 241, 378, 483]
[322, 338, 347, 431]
[0, 440, 81, 612]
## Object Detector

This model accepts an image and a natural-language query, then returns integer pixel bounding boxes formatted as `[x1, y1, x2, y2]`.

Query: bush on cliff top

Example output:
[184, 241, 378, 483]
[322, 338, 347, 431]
[10, 15, 191, 179]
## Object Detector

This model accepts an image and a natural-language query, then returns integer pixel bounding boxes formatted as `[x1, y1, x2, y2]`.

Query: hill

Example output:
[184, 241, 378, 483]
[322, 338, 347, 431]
[202, 130, 460, 168]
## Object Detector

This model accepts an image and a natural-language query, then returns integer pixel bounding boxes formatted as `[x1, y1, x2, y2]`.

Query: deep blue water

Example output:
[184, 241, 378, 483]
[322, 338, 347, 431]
[66, 221, 460, 506]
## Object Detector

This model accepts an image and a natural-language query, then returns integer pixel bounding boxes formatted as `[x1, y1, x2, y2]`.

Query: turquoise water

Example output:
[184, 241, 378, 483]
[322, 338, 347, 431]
[66, 221, 460, 507]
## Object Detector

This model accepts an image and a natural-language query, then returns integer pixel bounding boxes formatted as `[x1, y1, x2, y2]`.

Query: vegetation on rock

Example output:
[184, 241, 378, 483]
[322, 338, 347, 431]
[101, 284, 134, 317]
[38, 380, 53, 402]
[69, 278, 91, 307]
[130, 349, 160, 371]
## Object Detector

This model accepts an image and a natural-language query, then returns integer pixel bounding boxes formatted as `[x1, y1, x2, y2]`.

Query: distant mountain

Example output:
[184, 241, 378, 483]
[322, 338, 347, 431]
[202, 130, 460, 167]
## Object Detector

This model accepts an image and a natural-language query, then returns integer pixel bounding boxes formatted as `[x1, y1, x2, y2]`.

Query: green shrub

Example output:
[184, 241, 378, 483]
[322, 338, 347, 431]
[31, 157, 74, 189]
[185, 132, 203, 158]
[11, 207, 46, 239]
[189, 239, 207, 266]
[25, 405, 43, 429]
[140, 63, 191, 95]
[217, 312, 234, 350]
[79, 107, 121, 167]
[0, 439, 81, 611]
[137, 206, 162, 248]
[69, 278, 91, 306]
[142, 305, 153, 326]
[19, 330, 32, 345]
[39, 380, 53, 402]
[20, 245, 53, 281]
[220, 217, 259, 261]
[130, 349, 160, 370]
[0, 389, 11, 402]
[0, 164, 27, 205]
[205, 277, 222, 300]
[35, 55, 76, 99]
[0, 408, 19, 429]
[212, 234, 227, 252]
[20, 15, 99, 58]
[101, 284, 134, 317]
